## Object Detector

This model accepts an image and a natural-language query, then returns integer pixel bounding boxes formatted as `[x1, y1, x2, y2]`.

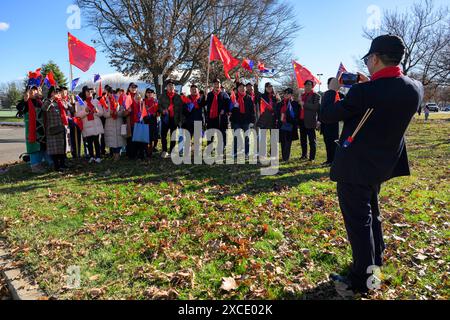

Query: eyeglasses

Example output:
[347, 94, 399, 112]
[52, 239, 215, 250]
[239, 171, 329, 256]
[364, 54, 376, 66]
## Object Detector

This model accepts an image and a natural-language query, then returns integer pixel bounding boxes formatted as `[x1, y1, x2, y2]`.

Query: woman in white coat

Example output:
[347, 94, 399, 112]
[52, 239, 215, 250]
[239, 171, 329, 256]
[75, 86, 104, 163]
[103, 86, 126, 161]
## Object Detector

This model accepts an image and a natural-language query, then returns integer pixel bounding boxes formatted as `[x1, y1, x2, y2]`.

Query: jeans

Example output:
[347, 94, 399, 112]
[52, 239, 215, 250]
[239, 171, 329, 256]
[30, 150, 53, 167]
[232, 122, 250, 157]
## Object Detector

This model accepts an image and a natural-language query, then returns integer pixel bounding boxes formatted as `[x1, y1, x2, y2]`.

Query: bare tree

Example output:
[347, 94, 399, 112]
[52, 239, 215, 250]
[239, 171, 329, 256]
[77, 0, 301, 93]
[363, 0, 449, 86]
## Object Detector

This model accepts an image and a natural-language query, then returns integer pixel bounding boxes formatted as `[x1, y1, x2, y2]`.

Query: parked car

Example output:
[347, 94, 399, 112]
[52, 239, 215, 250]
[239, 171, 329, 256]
[443, 106, 450, 112]
[425, 103, 439, 112]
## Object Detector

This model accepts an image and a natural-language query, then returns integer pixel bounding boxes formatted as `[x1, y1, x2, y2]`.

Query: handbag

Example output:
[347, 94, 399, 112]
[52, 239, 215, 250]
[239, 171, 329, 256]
[132, 122, 150, 144]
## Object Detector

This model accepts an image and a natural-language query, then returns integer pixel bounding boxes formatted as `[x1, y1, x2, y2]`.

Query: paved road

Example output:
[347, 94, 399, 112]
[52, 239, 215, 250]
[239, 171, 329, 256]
[0, 126, 25, 165]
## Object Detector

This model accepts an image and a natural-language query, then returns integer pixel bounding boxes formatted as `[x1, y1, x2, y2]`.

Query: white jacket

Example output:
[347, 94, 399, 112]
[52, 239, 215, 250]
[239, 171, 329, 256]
[103, 98, 126, 148]
[75, 99, 104, 138]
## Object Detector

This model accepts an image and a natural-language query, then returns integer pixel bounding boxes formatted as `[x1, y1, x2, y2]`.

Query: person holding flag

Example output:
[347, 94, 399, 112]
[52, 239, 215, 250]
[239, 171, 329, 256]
[278, 88, 299, 162]
[123, 83, 144, 160]
[43, 87, 68, 171]
[299, 80, 321, 162]
[102, 85, 126, 162]
[205, 79, 231, 157]
[320, 35, 423, 297]
[75, 86, 104, 164]
[230, 82, 256, 160]
[181, 84, 206, 146]
[255, 81, 279, 142]
[17, 85, 52, 173]
[158, 80, 184, 158]
[141, 88, 159, 159]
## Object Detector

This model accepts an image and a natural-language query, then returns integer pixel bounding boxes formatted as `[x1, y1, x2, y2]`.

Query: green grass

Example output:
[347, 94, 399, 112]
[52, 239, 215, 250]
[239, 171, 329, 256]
[0, 110, 22, 123]
[0, 113, 449, 300]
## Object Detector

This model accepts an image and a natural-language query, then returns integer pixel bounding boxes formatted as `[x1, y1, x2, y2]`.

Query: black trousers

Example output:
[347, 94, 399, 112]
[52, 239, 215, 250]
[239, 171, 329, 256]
[161, 117, 177, 154]
[68, 120, 82, 159]
[51, 154, 66, 170]
[337, 182, 386, 292]
[86, 135, 101, 159]
[299, 121, 317, 160]
[323, 133, 338, 164]
[280, 130, 293, 161]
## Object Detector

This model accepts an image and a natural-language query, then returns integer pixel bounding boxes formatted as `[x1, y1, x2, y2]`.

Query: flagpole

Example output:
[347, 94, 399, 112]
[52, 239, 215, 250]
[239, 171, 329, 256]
[206, 34, 212, 93]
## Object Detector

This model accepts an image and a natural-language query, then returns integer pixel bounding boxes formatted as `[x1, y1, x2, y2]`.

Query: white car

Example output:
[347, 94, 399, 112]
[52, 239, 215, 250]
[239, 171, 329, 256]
[425, 103, 439, 112]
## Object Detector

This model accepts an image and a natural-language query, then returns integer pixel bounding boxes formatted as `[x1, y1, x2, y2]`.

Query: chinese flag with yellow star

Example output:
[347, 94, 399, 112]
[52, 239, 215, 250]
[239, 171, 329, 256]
[209, 35, 240, 80]
[68, 33, 97, 72]
[292, 60, 321, 89]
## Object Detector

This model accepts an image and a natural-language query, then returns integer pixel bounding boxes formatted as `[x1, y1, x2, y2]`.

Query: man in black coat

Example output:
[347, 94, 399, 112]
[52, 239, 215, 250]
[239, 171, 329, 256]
[320, 78, 343, 166]
[205, 79, 231, 155]
[320, 35, 424, 297]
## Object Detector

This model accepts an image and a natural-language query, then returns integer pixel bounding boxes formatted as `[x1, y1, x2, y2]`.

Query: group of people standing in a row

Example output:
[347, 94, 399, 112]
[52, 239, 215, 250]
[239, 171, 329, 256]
[17, 77, 344, 173]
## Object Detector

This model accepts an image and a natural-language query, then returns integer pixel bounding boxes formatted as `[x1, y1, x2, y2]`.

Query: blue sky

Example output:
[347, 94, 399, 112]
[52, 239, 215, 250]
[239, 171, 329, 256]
[0, 0, 447, 87]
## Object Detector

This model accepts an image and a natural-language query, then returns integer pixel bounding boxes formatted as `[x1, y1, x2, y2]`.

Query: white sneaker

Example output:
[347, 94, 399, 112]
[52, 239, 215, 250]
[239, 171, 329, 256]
[95, 158, 102, 164]
[89, 157, 95, 164]
[161, 152, 168, 158]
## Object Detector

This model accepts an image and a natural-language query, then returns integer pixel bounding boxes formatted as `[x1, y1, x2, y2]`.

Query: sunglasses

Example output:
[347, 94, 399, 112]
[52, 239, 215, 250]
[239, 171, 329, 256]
[364, 53, 376, 66]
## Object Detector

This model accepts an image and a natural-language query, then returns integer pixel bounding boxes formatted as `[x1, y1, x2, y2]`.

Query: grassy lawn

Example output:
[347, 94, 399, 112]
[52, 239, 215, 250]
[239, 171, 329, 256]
[0, 113, 448, 300]
[0, 110, 23, 123]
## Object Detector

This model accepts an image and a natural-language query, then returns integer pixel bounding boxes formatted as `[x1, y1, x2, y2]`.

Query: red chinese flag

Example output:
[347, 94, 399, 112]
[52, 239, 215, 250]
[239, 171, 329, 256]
[260, 98, 273, 113]
[292, 60, 321, 89]
[209, 35, 240, 79]
[47, 71, 57, 86]
[68, 33, 97, 72]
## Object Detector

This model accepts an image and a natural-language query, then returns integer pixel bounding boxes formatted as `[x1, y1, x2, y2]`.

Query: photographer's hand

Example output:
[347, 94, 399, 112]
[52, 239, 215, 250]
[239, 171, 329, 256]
[357, 72, 370, 83]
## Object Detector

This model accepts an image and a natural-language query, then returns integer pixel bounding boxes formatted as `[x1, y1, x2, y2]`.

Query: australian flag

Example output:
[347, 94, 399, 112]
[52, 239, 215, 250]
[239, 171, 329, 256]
[336, 62, 348, 78]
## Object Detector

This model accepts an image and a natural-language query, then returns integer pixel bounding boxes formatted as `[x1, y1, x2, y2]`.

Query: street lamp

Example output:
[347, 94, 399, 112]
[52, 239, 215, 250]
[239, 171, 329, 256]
[317, 73, 323, 93]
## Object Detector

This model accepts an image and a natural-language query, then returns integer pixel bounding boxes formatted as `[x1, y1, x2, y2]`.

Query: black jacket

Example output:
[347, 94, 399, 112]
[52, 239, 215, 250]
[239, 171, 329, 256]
[182, 95, 205, 128]
[320, 90, 342, 138]
[256, 93, 278, 129]
[230, 94, 256, 125]
[320, 76, 423, 185]
[205, 91, 231, 129]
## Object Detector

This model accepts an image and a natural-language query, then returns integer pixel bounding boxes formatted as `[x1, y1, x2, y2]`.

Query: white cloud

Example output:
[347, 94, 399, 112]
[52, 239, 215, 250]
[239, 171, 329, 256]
[0, 22, 10, 31]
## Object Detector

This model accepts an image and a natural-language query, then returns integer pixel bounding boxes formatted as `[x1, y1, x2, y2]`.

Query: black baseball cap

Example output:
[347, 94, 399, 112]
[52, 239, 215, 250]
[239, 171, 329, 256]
[166, 79, 176, 86]
[129, 82, 138, 89]
[362, 34, 406, 60]
[284, 88, 294, 94]
[190, 84, 198, 89]
[212, 79, 221, 84]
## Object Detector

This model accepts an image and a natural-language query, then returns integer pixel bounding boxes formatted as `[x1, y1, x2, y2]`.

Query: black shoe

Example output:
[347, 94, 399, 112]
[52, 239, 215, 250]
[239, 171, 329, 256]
[300, 156, 308, 160]
[330, 274, 357, 299]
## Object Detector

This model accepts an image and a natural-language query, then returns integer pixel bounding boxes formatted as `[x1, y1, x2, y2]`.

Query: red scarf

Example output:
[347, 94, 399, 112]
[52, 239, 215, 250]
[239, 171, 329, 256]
[210, 90, 220, 119]
[27, 99, 38, 143]
[167, 91, 175, 118]
[238, 92, 246, 114]
[371, 66, 403, 81]
[281, 99, 290, 123]
[190, 95, 201, 110]
[300, 91, 314, 120]
[335, 91, 341, 103]
[268, 93, 274, 107]
[130, 93, 140, 125]
[86, 97, 96, 121]
[144, 98, 158, 115]
[56, 99, 69, 126]
[109, 96, 118, 120]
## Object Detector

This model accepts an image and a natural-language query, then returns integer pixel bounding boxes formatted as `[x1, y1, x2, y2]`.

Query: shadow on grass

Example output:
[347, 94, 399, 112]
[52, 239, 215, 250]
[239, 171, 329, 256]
[0, 156, 330, 198]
